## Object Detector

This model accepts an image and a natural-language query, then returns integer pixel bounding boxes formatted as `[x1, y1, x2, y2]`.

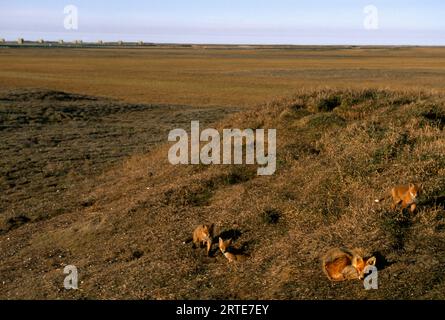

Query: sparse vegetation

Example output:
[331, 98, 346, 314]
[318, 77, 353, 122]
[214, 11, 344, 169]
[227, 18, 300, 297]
[1, 87, 444, 299]
[0, 89, 234, 232]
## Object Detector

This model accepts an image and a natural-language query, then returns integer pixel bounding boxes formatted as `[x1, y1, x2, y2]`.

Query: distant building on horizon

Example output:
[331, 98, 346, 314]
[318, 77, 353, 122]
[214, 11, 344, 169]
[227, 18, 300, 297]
[17, 38, 24, 44]
[37, 39, 44, 44]
[58, 39, 64, 44]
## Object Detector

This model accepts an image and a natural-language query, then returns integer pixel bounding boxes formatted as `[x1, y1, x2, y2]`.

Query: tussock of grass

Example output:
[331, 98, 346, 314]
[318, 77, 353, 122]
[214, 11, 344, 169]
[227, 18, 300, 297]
[261, 208, 281, 225]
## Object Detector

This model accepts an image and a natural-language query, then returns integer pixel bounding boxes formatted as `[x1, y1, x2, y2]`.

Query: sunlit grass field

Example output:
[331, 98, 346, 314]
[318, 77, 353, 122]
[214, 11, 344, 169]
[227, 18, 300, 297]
[1, 46, 445, 107]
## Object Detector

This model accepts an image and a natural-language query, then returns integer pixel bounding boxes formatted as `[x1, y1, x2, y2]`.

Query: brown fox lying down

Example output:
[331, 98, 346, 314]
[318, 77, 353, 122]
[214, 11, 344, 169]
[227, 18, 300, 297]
[218, 237, 247, 263]
[375, 183, 422, 213]
[192, 224, 214, 256]
[322, 247, 376, 281]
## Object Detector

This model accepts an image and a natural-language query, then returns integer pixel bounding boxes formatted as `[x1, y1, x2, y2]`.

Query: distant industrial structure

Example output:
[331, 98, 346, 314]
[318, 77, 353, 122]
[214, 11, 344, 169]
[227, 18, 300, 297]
[0, 37, 155, 47]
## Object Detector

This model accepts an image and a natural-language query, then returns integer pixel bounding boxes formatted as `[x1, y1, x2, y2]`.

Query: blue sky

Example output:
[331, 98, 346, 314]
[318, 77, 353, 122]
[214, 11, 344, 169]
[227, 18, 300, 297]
[1, 0, 444, 45]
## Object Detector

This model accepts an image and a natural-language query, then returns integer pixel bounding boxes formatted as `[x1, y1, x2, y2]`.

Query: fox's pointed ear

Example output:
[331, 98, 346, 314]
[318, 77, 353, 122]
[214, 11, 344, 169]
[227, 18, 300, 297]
[219, 237, 223, 244]
[409, 183, 415, 189]
[228, 238, 232, 245]
[367, 257, 376, 266]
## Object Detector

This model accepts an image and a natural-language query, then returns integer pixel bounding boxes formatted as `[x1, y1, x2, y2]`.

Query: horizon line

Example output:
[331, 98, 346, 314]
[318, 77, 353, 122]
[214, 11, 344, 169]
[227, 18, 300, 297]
[1, 40, 445, 47]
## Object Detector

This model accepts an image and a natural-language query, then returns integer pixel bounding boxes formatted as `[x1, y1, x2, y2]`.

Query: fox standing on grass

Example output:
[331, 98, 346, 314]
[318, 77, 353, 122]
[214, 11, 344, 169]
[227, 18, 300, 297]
[322, 247, 376, 281]
[375, 183, 422, 213]
[192, 224, 214, 256]
[218, 237, 247, 263]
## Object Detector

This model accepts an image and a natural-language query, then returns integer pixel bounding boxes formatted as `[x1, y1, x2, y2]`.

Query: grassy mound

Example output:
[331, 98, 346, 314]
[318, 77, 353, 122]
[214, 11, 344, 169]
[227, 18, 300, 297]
[0, 88, 444, 299]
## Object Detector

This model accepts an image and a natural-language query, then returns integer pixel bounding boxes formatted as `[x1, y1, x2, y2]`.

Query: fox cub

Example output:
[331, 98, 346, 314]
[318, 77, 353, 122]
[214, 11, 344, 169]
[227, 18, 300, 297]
[192, 224, 214, 256]
[218, 237, 247, 263]
[322, 247, 376, 282]
[375, 183, 422, 213]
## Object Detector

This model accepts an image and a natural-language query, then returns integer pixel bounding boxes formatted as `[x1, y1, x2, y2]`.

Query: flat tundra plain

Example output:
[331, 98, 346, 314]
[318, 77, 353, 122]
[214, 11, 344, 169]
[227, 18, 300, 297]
[1, 46, 445, 107]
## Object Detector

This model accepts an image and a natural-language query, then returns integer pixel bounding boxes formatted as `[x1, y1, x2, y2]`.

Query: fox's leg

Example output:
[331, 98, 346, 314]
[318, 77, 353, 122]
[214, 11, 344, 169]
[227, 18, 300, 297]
[192, 234, 198, 248]
[206, 241, 211, 256]
[400, 201, 409, 214]
[391, 199, 402, 211]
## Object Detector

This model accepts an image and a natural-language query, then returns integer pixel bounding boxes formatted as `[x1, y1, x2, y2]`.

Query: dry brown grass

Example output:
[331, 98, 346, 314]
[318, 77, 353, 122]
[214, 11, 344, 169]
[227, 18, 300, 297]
[0, 88, 235, 233]
[1, 88, 444, 299]
[2, 47, 445, 107]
